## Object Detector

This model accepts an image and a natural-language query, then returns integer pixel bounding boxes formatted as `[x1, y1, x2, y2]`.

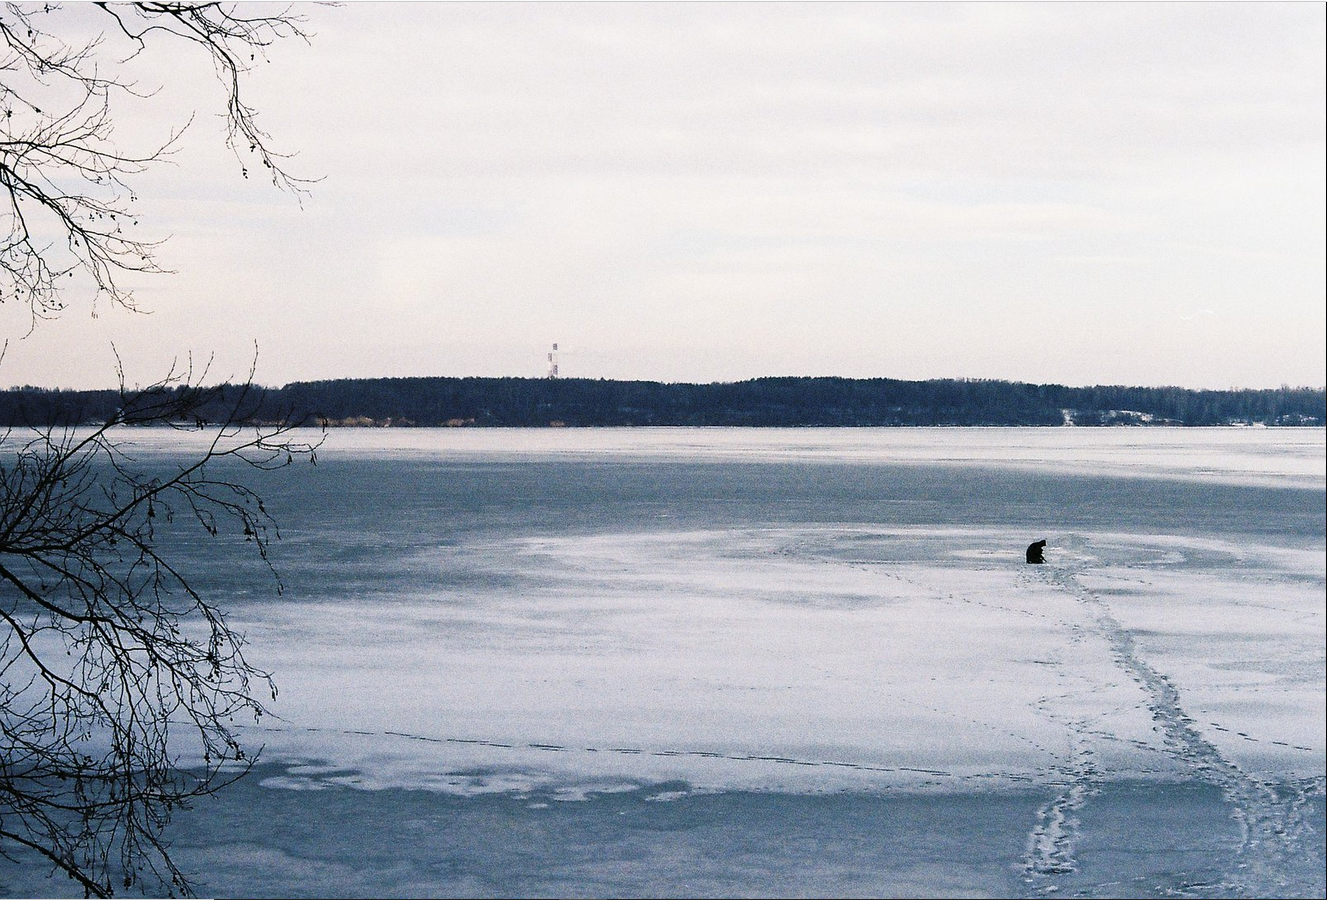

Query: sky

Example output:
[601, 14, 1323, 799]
[2, 2, 1324, 391]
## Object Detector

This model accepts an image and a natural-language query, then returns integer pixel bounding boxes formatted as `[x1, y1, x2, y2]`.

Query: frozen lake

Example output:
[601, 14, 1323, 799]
[4, 427, 1324, 898]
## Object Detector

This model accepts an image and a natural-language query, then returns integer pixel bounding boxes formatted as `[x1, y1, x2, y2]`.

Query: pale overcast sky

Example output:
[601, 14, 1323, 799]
[3, 1, 1324, 390]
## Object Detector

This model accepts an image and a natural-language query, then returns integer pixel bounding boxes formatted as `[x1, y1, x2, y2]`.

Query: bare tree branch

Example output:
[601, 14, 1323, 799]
[1, 3, 322, 894]
[1, 356, 321, 896]
[1, 2, 314, 323]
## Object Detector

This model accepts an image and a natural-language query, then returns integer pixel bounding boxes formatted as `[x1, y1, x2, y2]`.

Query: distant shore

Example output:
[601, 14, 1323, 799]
[3, 375, 1323, 429]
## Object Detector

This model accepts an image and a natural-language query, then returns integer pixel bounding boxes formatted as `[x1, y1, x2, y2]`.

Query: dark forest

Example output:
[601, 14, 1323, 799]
[3, 376, 1322, 428]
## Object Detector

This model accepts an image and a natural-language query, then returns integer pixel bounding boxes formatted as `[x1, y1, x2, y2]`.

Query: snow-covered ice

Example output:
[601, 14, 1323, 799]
[2, 427, 1322, 898]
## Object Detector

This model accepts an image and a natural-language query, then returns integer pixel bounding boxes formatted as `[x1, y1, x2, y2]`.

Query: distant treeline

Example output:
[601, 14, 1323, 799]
[3, 376, 1323, 428]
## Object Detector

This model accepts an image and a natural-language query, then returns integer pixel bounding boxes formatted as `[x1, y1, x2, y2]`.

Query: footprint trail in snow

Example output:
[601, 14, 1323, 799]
[1021, 561, 1322, 897]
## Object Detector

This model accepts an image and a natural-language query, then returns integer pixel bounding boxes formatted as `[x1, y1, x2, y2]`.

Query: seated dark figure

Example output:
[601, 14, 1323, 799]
[1026, 539, 1046, 564]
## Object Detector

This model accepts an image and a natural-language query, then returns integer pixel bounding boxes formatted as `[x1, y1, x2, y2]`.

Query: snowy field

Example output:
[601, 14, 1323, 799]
[3, 427, 1323, 898]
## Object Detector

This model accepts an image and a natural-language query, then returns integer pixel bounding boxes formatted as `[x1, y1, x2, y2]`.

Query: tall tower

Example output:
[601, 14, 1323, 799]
[547, 343, 559, 379]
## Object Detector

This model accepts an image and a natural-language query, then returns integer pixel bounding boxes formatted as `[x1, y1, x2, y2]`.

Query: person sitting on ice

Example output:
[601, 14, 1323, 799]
[1026, 539, 1046, 564]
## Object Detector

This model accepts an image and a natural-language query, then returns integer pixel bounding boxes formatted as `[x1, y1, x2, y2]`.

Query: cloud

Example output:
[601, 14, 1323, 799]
[4, 2, 1323, 390]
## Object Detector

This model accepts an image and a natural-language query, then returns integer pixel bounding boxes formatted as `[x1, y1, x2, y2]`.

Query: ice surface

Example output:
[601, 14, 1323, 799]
[2, 427, 1322, 898]
[118, 424, 1326, 489]
[233, 527, 1186, 793]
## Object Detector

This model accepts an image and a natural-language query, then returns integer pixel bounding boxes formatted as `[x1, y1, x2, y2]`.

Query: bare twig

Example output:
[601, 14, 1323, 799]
[1, 355, 320, 896]
[1, 2, 313, 323]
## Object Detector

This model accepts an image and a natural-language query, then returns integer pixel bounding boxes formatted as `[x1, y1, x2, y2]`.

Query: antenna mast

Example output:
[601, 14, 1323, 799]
[547, 343, 559, 379]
